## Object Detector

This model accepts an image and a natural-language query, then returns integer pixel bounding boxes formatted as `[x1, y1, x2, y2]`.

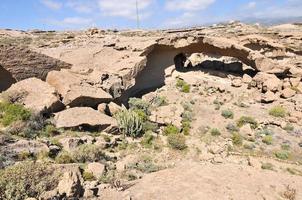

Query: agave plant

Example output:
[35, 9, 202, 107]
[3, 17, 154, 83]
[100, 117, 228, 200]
[115, 109, 143, 138]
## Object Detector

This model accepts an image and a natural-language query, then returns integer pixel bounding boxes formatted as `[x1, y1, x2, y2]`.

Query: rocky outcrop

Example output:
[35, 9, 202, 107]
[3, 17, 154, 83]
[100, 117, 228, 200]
[54, 107, 117, 130]
[2, 78, 63, 113]
[0, 45, 71, 82]
[46, 70, 112, 107]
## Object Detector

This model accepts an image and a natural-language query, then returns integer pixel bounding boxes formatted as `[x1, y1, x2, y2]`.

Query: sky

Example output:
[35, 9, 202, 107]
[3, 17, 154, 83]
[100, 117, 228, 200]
[0, 0, 301, 30]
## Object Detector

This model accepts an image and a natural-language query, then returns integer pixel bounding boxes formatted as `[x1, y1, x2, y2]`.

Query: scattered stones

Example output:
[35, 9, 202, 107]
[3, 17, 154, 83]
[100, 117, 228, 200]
[59, 137, 84, 152]
[150, 104, 184, 127]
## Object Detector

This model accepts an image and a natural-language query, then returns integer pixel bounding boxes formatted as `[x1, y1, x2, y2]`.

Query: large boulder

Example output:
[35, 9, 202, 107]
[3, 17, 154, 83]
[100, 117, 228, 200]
[46, 70, 112, 107]
[54, 107, 117, 130]
[2, 78, 63, 113]
[86, 162, 105, 178]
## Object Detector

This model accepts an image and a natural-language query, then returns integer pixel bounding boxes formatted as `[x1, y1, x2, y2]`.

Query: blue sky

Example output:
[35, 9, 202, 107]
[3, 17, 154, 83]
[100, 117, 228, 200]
[0, 0, 301, 30]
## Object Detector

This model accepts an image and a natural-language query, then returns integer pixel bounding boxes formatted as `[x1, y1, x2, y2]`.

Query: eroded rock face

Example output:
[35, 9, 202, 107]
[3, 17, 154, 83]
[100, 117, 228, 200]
[0, 45, 71, 82]
[54, 107, 117, 130]
[2, 77, 64, 114]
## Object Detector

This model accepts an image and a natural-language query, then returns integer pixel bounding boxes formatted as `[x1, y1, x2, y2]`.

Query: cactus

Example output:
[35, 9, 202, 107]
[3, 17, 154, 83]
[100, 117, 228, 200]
[115, 109, 143, 138]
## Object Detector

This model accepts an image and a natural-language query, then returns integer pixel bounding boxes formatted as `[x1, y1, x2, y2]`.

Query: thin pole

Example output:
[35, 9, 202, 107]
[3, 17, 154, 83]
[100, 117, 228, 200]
[136, 0, 140, 29]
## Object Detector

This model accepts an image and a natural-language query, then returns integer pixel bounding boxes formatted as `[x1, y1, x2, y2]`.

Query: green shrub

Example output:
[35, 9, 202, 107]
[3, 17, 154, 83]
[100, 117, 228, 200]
[176, 78, 190, 93]
[0, 162, 59, 200]
[143, 121, 158, 132]
[210, 128, 221, 136]
[262, 135, 273, 145]
[55, 151, 74, 164]
[115, 109, 143, 138]
[83, 171, 95, 181]
[43, 125, 59, 137]
[232, 132, 243, 146]
[221, 109, 234, 119]
[0, 102, 31, 126]
[281, 143, 291, 150]
[275, 151, 289, 160]
[128, 98, 150, 114]
[73, 144, 104, 163]
[261, 163, 274, 170]
[151, 96, 168, 107]
[237, 116, 258, 129]
[182, 120, 191, 136]
[257, 128, 274, 136]
[126, 155, 161, 173]
[283, 123, 294, 133]
[141, 131, 155, 148]
[133, 109, 148, 122]
[163, 124, 180, 135]
[269, 106, 287, 118]
[226, 123, 239, 132]
[167, 134, 187, 150]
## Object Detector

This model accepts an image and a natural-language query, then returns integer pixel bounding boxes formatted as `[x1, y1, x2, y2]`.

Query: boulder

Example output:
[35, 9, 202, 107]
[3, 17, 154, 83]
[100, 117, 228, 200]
[242, 74, 252, 84]
[107, 102, 122, 116]
[231, 78, 242, 87]
[86, 162, 105, 178]
[46, 70, 112, 107]
[2, 78, 63, 114]
[97, 103, 107, 113]
[281, 88, 296, 98]
[58, 166, 84, 198]
[252, 72, 281, 92]
[150, 104, 184, 127]
[261, 91, 277, 103]
[290, 77, 301, 87]
[262, 77, 281, 92]
[54, 107, 117, 130]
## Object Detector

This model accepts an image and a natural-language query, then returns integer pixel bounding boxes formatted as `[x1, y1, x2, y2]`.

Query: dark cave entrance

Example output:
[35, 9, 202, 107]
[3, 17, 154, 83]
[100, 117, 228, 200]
[174, 53, 257, 77]
[0, 65, 16, 92]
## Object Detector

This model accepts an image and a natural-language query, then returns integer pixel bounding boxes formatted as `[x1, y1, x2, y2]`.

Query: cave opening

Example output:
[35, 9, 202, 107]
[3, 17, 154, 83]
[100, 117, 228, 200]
[0, 65, 16, 92]
[118, 44, 258, 104]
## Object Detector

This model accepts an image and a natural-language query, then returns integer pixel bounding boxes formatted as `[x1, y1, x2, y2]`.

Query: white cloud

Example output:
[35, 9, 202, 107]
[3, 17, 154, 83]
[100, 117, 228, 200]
[98, 0, 153, 19]
[165, 0, 215, 11]
[40, 0, 62, 10]
[247, 1, 256, 9]
[66, 1, 94, 13]
[47, 17, 95, 28]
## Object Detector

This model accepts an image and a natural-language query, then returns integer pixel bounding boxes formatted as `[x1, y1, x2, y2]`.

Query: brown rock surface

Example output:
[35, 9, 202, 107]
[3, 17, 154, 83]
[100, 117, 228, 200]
[3, 77, 63, 113]
[54, 107, 116, 129]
